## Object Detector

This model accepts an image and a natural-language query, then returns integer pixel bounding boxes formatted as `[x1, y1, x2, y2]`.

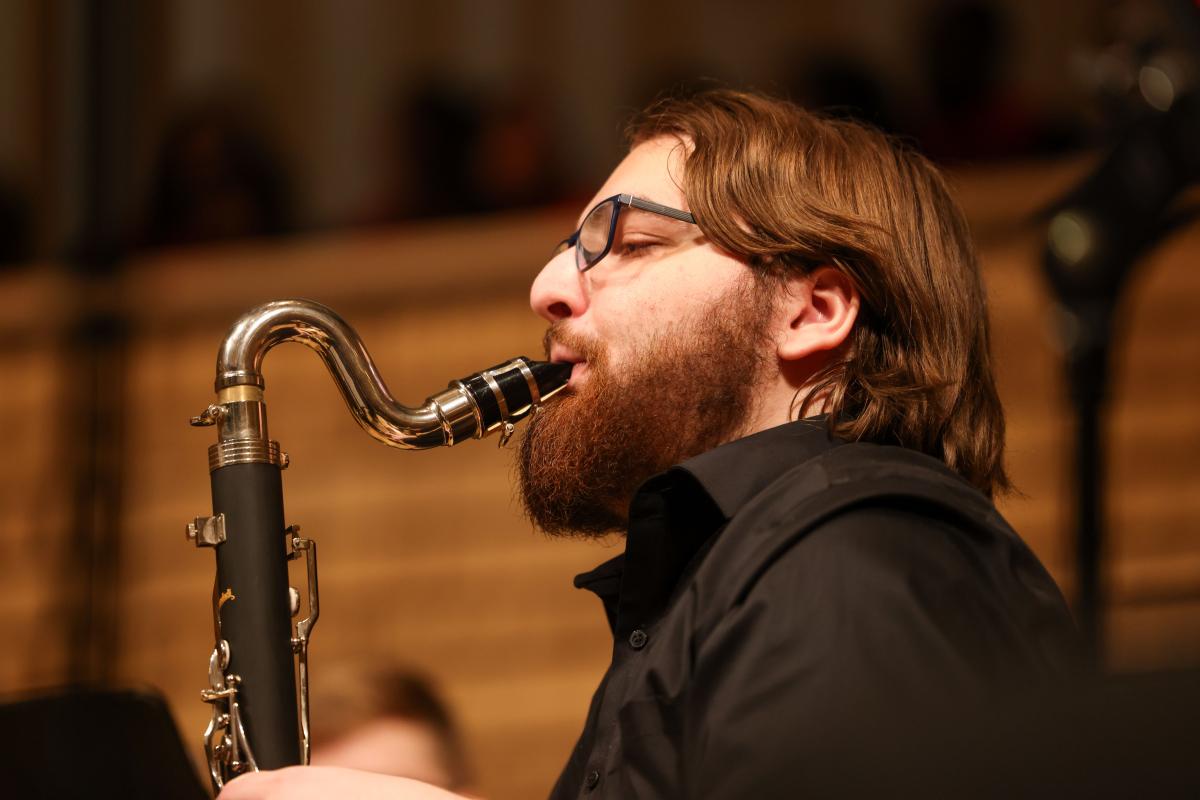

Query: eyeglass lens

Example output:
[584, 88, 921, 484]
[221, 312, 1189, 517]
[577, 198, 617, 270]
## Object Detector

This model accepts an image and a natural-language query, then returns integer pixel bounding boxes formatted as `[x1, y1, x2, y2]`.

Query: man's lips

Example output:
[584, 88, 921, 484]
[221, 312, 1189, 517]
[565, 361, 589, 388]
[549, 345, 588, 388]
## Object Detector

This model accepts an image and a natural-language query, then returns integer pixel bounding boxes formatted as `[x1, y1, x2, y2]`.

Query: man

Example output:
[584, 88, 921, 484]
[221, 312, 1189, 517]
[222, 90, 1078, 799]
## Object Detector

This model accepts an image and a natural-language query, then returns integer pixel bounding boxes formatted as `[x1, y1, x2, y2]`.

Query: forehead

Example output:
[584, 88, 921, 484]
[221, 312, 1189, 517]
[583, 136, 689, 218]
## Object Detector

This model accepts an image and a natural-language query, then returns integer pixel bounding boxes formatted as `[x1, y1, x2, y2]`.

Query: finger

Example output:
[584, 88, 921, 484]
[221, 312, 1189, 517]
[217, 770, 277, 799]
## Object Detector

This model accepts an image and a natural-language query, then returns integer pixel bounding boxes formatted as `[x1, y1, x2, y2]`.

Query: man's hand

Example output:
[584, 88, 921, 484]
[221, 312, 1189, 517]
[217, 766, 471, 800]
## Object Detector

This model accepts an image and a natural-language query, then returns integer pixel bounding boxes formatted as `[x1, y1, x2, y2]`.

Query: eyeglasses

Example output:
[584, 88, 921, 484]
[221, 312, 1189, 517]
[554, 193, 696, 272]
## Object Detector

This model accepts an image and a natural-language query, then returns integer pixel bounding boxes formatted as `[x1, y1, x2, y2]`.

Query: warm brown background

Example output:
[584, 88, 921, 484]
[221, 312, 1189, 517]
[2, 160, 1199, 798]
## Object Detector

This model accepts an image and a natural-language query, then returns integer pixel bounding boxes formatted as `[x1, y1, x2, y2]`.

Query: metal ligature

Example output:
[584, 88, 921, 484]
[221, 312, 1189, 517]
[186, 299, 571, 790]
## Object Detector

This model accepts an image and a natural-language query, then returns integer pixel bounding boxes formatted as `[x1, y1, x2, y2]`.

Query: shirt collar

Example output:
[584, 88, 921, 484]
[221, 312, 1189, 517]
[572, 418, 840, 635]
[676, 417, 839, 519]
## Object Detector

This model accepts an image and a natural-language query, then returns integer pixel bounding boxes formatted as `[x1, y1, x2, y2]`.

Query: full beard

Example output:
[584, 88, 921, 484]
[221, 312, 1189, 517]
[517, 278, 776, 538]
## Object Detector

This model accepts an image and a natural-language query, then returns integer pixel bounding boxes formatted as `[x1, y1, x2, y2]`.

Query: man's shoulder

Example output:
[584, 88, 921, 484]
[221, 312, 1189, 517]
[681, 440, 1079, 674]
[690, 440, 1049, 616]
[708, 439, 1004, 553]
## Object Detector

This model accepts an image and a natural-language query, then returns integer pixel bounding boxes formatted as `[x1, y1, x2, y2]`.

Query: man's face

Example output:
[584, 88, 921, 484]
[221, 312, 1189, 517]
[529, 137, 755, 387]
[519, 137, 778, 536]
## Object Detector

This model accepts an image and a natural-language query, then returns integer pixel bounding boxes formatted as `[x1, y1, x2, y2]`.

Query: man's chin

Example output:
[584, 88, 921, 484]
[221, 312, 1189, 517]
[516, 392, 629, 539]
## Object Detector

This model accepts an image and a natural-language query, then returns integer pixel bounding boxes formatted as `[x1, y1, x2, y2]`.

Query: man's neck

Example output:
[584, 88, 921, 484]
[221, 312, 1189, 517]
[737, 375, 825, 441]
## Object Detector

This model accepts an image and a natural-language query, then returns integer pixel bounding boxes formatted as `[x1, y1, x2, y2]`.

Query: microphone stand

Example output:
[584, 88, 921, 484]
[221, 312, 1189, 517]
[1042, 88, 1200, 667]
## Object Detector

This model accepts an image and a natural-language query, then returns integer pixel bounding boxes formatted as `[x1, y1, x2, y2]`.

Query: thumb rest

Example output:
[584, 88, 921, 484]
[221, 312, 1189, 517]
[185, 299, 570, 790]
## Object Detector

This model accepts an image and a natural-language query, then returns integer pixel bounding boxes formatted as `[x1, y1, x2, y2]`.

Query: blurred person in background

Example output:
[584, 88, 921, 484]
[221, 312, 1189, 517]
[220, 88, 1079, 799]
[914, 0, 1080, 161]
[368, 80, 483, 221]
[470, 89, 565, 213]
[144, 97, 294, 247]
[0, 175, 31, 267]
[365, 81, 565, 223]
[310, 665, 472, 793]
[787, 53, 900, 132]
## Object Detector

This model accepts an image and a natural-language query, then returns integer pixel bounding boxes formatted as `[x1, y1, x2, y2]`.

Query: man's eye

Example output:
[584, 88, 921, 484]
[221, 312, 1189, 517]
[614, 240, 660, 257]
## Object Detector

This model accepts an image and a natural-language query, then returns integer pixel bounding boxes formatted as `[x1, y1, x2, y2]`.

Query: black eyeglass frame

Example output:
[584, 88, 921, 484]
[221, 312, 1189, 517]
[556, 193, 697, 272]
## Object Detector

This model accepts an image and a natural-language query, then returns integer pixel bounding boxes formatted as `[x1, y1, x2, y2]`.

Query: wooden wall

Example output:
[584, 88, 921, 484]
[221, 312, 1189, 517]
[1, 161, 1198, 798]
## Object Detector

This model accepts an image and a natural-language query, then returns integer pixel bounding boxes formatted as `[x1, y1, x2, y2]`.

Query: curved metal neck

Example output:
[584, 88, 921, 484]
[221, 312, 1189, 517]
[215, 299, 451, 449]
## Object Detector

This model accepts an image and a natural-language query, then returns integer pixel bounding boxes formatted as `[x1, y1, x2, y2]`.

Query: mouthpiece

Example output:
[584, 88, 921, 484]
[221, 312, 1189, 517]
[451, 358, 573, 431]
[534, 360, 575, 398]
[429, 357, 571, 447]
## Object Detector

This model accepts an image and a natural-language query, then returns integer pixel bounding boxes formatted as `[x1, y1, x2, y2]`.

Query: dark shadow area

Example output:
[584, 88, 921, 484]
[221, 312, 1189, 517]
[143, 95, 295, 248]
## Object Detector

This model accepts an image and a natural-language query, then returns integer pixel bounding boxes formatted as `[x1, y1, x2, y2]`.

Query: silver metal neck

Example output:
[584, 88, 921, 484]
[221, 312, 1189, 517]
[210, 299, 469, 452]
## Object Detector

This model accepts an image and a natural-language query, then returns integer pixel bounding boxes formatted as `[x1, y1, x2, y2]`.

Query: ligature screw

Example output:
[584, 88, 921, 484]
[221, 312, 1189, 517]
[498, 422, 516, 448]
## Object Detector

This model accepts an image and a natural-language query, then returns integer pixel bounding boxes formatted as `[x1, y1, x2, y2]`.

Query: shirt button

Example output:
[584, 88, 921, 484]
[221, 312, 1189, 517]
[584, 769, 601, 790]
[629, 629, 648, 649]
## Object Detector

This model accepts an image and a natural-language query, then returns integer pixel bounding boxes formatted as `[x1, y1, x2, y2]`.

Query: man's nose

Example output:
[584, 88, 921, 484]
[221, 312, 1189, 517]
[530, 249, 587, 322]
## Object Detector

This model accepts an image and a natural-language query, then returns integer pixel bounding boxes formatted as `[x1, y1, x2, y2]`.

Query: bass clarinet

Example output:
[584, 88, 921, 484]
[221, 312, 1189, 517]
[185, 299, 570, 790]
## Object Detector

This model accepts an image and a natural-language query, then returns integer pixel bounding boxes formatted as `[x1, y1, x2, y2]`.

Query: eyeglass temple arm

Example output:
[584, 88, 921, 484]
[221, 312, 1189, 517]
[621, 193, 696, 224]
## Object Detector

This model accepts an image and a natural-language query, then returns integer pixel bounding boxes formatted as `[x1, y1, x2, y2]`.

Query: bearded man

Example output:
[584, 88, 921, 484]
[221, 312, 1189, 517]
[221, 90, 1079, 800]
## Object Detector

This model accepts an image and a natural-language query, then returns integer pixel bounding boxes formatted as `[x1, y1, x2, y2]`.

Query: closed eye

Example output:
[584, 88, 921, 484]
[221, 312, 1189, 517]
[612, 239, 663, 258]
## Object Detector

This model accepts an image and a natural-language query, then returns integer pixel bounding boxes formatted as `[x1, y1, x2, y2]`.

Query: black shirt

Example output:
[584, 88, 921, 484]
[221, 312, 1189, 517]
[549, 419, 1079, 799]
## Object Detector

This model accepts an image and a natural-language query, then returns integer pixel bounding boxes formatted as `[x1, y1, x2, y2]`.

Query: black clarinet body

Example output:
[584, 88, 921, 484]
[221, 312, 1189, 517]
[210, 461, 298, 770]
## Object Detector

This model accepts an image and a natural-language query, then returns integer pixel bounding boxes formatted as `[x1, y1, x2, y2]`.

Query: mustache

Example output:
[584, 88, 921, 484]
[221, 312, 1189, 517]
[542, 322, 606, 364]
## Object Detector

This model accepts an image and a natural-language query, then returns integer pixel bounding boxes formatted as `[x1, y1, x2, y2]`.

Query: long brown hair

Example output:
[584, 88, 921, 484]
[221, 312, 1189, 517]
[628, 89, 1011, 497]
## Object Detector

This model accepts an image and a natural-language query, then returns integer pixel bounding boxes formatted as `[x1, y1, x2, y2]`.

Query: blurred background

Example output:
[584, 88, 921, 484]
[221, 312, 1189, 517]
[0, 0, 1198, 797]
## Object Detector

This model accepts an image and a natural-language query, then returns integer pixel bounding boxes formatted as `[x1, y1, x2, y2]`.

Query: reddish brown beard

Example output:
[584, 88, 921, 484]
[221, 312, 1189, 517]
[517, 279, 776, 538]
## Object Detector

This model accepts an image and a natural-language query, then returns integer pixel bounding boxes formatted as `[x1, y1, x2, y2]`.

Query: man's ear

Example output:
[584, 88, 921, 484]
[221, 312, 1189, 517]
[776, 266, 860, 363]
